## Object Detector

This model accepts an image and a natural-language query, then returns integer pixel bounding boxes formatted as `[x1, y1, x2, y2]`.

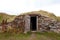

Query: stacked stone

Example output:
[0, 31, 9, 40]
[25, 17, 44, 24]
[9, 14, 60, 33]
[38, 15, 60, 33]
[13, 15, 25, 32]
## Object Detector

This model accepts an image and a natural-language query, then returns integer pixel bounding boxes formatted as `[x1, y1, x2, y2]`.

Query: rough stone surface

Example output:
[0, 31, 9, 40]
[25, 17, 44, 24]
[0, 13, 60, 33]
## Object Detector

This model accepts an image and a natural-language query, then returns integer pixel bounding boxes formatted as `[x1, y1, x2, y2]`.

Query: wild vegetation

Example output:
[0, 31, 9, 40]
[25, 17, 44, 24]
[0, 10, 60, 23]
[0, 13, 16, 23]
[0, 32, 60, 40]
[0, 10, 60, 40]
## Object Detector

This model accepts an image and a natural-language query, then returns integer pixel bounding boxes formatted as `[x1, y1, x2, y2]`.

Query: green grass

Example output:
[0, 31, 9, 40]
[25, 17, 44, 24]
[36, 32, 60, 40]
[0, 13, 16, 23]
[0, 32, 60, 40]
[0, 32, 31, 40]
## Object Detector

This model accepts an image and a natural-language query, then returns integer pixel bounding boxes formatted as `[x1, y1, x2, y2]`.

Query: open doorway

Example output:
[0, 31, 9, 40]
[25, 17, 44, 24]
[30, 16, 37, 31]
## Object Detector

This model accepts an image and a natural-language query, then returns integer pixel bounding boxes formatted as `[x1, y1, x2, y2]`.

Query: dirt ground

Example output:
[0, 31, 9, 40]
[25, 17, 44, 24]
[28, 32, 53, 40]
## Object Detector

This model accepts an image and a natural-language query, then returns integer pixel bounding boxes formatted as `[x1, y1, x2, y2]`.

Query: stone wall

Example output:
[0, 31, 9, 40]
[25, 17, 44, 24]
[13, 14, 60, 33]
[10, 15, 25, 33]
[24, 15, 30, 33]
[0, 14, 60, 33]
[38, 15, 60, 33]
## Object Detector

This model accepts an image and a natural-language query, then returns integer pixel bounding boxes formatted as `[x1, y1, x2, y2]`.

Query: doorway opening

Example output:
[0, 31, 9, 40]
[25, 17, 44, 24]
[30, 16, 37, 31]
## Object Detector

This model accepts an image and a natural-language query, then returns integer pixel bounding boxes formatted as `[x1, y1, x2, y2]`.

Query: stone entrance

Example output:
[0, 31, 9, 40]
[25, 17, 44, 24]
[30, 16, 37, 31]
[24, 15, 38, 33]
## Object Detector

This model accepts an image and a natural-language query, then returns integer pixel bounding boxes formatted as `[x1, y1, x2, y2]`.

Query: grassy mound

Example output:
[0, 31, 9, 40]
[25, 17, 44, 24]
[0, 13, 16, 23]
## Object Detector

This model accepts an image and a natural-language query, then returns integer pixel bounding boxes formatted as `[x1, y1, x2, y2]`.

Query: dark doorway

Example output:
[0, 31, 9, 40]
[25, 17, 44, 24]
[30, 16, 37, 31]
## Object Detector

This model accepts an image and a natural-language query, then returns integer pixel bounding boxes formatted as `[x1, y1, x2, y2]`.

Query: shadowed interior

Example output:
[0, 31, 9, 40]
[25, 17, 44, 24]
[30, 16, 37, 31]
